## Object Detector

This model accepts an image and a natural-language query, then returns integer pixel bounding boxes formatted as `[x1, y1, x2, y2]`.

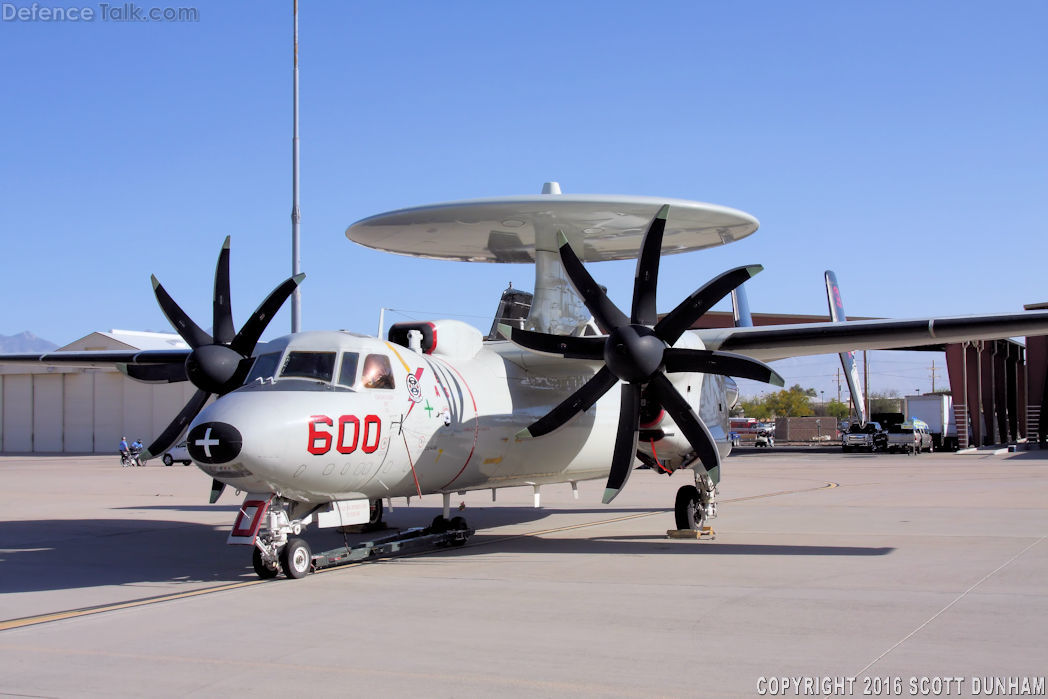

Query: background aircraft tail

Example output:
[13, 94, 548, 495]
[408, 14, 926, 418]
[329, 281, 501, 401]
[731, 284, 753, 328]
[825, 270, 867, 425]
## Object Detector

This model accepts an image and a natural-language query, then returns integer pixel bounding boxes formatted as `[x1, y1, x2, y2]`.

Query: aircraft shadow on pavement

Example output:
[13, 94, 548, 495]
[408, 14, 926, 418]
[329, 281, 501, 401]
[465, 535, 894, 558]
[0, 518, 254, 594]
[0, 505, 891, 597]
[0, 506, 632, 594]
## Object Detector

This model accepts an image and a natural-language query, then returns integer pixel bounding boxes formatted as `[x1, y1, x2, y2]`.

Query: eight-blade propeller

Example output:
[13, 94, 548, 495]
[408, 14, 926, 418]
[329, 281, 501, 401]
[140, 237, 304, 461]
[503, 205, 783, 504]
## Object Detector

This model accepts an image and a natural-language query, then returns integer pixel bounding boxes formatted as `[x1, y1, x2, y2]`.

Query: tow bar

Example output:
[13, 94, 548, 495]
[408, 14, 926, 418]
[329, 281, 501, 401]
[311, 520, 474, 572]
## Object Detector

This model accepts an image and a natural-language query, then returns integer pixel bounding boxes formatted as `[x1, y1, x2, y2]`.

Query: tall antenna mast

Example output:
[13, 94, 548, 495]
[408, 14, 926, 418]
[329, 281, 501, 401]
[290, 0, 302, 332]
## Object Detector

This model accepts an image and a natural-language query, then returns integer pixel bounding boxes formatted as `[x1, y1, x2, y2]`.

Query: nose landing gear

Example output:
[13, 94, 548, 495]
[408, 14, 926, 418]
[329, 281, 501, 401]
[672, 471, 717, 536]
[245, 497, 474, 580]
[280, 538, 313, 579]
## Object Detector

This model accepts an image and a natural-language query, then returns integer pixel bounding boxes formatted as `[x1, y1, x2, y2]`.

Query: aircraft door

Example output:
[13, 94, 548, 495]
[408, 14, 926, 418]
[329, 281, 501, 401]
[338, 353, 397, 489]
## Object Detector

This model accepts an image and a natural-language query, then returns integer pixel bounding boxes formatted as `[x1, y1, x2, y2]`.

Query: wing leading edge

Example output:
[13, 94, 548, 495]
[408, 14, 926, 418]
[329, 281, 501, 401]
[0, 349, 191, 368]
[696, 310, 1048, 362]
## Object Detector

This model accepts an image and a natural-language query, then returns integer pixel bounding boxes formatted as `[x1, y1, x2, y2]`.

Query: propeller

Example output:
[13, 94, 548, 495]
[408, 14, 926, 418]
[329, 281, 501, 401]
[139, 237, 305, 460]
[503, 205, 783, 504]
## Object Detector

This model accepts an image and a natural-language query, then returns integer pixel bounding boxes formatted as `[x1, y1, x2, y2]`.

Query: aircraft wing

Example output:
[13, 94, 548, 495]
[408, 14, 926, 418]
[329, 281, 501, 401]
[695, 310, 1048, 362]
[0, 349, 192, 383]
[0, 349, 190, 368]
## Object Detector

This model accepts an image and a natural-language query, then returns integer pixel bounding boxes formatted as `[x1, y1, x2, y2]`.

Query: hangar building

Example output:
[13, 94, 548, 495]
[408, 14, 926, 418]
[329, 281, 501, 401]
[0, 330, 197, 454]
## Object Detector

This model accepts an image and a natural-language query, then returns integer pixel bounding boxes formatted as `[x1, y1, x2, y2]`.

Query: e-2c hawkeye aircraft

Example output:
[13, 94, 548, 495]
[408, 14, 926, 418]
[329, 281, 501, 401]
[6, 186, 1048, 579]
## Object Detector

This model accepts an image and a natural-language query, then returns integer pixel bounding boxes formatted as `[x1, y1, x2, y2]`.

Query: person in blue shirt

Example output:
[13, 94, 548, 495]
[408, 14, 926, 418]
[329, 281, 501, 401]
[129, 438, 144, 467]
[119, 436, 130, 467]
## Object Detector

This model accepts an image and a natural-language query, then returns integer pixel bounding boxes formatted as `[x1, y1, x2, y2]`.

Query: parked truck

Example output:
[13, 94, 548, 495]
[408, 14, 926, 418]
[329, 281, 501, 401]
[841, 421, 887, 452]
[887, 419, 934, 454]
[904, 394, 958, 451]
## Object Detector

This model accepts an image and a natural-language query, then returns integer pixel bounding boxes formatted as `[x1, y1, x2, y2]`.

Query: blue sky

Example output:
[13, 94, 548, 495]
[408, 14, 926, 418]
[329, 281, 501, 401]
[2, 1, 1045, 399]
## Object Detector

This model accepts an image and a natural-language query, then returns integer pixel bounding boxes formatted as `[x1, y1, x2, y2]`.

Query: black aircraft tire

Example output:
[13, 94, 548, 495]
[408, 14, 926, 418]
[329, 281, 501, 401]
[369, 499, 384, 525]
[252, 548, 279, 580]
[280, 538, 312, 579]
[674, 485, 702, 531]
[449, 516, 468, 547]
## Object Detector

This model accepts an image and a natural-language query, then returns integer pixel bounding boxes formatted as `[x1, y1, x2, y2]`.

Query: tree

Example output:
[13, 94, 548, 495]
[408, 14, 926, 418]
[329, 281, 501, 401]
[869, 390, 903, 414]
[821, 399, 850, 420]
[739, 397, 773, 420]
[765, 384, 814, 417]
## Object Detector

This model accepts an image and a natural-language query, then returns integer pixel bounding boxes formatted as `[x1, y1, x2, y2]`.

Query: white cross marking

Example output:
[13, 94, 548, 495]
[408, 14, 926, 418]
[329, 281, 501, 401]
[195, 427, 220, 458]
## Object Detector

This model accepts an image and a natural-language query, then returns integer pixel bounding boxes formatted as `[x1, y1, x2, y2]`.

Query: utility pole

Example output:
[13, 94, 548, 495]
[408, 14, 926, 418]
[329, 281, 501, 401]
[930, 359, 939, 393]
[290, 0, 302, 333]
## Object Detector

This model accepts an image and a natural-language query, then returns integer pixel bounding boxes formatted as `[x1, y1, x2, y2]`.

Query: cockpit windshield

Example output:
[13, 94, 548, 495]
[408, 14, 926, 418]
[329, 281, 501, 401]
[362, 353, 395, 389]
[244, 348, 365, 388]
[337, 353, 359, 388]
[280, 351, 336, 382]
[245, 352, 281, 383]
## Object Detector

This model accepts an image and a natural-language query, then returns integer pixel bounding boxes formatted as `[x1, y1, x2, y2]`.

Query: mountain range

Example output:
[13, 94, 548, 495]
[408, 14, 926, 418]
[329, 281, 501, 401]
[0, 332, 58, 353]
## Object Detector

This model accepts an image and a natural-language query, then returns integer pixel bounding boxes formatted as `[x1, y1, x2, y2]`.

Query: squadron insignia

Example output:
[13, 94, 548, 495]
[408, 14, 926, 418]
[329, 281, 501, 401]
[406, 367, 424, 403]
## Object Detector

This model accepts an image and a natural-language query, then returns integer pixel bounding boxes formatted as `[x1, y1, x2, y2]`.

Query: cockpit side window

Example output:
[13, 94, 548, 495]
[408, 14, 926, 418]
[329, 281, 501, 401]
[245, 352, 281, 383]
[281, 351, 336, 382]
[362, 354, 395, 389]
[337, 352, 360, 388]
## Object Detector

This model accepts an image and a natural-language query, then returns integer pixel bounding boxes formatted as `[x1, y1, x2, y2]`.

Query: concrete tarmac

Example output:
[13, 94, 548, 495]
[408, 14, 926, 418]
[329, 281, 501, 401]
[1, 449, 1046, 697]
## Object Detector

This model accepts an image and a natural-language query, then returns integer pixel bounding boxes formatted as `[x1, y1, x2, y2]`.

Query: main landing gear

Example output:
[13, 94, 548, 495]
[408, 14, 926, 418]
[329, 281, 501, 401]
[673, 472, 717, 531]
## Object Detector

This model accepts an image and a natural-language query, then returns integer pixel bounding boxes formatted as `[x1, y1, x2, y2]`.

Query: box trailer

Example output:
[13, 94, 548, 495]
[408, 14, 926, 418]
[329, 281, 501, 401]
[904, 394, 958, 451]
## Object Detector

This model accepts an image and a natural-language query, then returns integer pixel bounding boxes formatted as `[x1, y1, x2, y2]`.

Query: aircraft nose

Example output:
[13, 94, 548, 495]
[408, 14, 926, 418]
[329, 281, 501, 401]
[185, 421, 243, 464]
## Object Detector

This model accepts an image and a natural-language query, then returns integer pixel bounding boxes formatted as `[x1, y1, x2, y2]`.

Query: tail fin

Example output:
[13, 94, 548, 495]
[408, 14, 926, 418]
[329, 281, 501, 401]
[825, 270, 867, 426]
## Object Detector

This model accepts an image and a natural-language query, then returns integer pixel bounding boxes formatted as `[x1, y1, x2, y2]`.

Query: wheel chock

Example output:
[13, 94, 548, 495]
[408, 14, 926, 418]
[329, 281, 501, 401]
[666, 526, 715, 540]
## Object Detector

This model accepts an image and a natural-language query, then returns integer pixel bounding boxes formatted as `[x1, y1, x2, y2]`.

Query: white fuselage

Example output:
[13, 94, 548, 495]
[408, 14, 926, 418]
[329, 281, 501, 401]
[187, 330, 729, 505]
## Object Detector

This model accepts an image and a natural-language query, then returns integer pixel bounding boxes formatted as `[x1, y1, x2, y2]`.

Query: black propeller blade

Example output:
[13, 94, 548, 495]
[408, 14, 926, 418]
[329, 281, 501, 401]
[213, 237, 235, 345]
[631, 204, 668, 326]
[604, 382, 642, 502]
[663, 348, 785, 386]
[117, 362, 189, 383]
[506, 206, 781, 504]
[500, 324, 604, 360]
[137, 239, 304, 460]
[555, 231, 629, 332]
[142, 389, 210, 460]
[653, 264, 764, 345]
[516, 366, 618, 439]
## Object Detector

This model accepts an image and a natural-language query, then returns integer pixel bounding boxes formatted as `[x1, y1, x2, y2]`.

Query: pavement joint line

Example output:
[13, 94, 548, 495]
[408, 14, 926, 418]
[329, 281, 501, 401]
[0, 642, 648, 696]
[0, 481, 838, 632]
[0, 579, 266, 632]
[854, 533, 1048, 677]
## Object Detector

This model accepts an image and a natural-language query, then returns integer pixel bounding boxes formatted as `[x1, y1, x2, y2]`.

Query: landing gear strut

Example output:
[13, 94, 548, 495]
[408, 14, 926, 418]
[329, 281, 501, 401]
[249, 498, 313, 580]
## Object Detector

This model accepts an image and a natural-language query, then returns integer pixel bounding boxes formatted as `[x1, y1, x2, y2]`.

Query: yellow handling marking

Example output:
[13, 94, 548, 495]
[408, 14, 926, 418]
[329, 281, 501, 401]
[482, 456, 503, 465]
[435, 448, 443, 463]
[0, 579, 266, 632]
[384, 342, 412, 372]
